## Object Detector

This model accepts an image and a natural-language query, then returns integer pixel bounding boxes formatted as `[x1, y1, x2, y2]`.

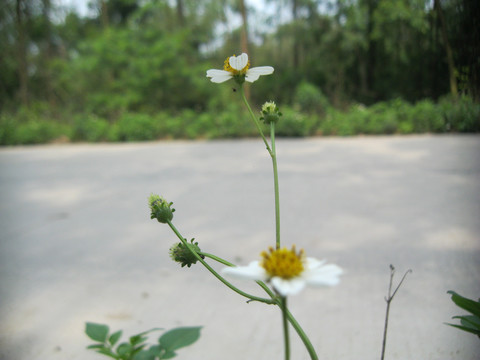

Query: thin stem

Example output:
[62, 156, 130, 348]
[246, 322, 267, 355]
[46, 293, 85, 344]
[285, 308, 319, 360]
[380, 265, 412, 360]
[199, 252, 235, 267]
[239, 85, 272, 155]
[239, 88, 281, 248]
[255, 280, 277, 300]
[270, 122, 281, 249]
[380, 271, 394, 360]
[167, 220, 274, 305]
[281, 297, 291, 360]
[201, 252, 278, 302]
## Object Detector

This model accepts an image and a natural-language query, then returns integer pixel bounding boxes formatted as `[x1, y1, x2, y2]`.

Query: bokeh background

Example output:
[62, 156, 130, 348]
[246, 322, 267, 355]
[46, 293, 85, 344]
[0, 0, 479, 144]
[1, 1, 480, 359]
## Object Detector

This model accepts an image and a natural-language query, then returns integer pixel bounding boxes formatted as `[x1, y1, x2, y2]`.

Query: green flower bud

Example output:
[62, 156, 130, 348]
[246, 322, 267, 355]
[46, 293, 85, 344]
[260, 101, 282, 124]
[149, 194, 175, 223]
[169, 239, 205, 268]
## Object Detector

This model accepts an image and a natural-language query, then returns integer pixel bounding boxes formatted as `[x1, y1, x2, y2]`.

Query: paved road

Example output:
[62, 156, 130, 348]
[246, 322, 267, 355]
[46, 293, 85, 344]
[0, 135, 479, 360]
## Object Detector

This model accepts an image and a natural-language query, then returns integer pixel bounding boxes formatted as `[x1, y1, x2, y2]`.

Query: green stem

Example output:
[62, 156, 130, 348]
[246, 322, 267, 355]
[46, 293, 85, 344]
[199, 252, 235, 267]
[166, 220, 274, 305]
[239, 89, 281, 248]
[281, 297, 291, 360]
[239, 85, 272, 155]
[285, 309, 319, 360]
[238, 86, 313, 358]
[201, 252, 278, 301]
[270, 122, 281, 249]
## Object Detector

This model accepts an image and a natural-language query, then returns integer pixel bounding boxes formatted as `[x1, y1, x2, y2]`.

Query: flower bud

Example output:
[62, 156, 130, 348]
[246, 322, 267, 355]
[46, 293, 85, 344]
[260, 101, 282, 124]
[149, 194, 175, 223]
[169, 239, 204, 268]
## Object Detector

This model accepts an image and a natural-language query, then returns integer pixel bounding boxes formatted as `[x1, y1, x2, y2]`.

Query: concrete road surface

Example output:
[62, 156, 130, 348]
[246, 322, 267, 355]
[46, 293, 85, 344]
[0, 135, 479, 360]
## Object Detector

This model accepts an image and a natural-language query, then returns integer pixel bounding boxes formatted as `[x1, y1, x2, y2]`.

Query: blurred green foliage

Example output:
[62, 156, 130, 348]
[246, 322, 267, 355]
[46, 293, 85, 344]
[85, 322, 202, 359]
[0, 0, 478, 145]
[1, 95, 478, 144]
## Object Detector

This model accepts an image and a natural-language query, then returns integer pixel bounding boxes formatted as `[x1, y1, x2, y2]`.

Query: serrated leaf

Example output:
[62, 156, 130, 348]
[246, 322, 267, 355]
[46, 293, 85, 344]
[158, 326, 202, 353]
[86, 322, 109, 343]
[109, 330, 123, 346]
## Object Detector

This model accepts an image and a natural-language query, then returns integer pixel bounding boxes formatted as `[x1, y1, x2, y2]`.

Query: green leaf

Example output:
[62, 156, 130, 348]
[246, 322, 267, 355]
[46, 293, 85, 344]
[133, 345, 162, 360]
[161, 350, 177, 359]
[131, 344, 147, 357]
[158, 326, 202, 353]
[116, 342, 133, 357]
[447, 291, 480, 318]
[129, 328, 163, 346]
[130, 335, 148, 346]
[109, 330, 123, 346]
[96, 347, 119, 359]
[86, 322, 110, 343]
[87, 344, 106, 350]
[133, 351, 155, 360]
[445, 323, 480, 336]
[456, 315, 480, 331]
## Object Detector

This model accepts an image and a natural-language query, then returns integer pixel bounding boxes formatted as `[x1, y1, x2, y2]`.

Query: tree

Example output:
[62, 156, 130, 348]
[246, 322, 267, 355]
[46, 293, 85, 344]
[15, 0, 29, 105]
[434, 0, 458, 98]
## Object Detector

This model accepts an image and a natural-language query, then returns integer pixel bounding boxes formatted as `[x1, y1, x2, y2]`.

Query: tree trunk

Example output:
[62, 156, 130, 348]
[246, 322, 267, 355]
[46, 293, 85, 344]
[15, 0, 28, 105]
[238, 0, 250, 99]
[100, 0, 109, 28]
[292, 0, 299, 69]
[176, 0, 185, 27]
[42, 0, 55, 105]
[434, 0, 458, 99]
[364, 0, 377, 102]
[239, 0, 249, 57]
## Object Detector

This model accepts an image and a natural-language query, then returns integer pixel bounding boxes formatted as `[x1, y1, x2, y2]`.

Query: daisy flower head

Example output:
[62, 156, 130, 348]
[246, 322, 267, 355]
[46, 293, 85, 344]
[222, 246, 342, 297]
[206, 53, 274, 84]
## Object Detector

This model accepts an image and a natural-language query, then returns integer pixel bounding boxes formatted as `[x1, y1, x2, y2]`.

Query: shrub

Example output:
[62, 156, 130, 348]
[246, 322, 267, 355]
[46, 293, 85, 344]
[213, 108, 255, 138]
[14, 120, 70, 144]
[275, 106, 318, 137]
[320, 109, 355, 136]
[1, 95, 478, 145]
[293, 81, 330, 114]
[72, 114, 110, 142]
[116, 112, 160, 141]
[440, 95, 480, 132]
[0, 114, 17, 145]
[407, 99, 443, 133]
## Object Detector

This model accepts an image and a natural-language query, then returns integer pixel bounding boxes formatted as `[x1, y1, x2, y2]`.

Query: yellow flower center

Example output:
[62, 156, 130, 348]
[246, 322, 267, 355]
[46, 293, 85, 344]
[261, 246, 305, 279]
[223, 55, 250, 74]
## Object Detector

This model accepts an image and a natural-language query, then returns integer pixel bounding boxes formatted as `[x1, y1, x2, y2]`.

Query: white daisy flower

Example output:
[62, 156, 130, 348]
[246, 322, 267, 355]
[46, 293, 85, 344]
[222, 246, 343, 297]
[206, 53, 274, 84]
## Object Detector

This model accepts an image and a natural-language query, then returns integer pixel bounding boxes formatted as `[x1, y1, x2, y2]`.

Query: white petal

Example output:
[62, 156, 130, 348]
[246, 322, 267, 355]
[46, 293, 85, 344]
[271, 277, 306, 296]
[221, 261, 267, 281]
[305, 263, 343, 288]
[245, 66, 274, 82]
[206, 69, 232, 83]
[305, 258, 326, 270]
[229, 53, 249, 71]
